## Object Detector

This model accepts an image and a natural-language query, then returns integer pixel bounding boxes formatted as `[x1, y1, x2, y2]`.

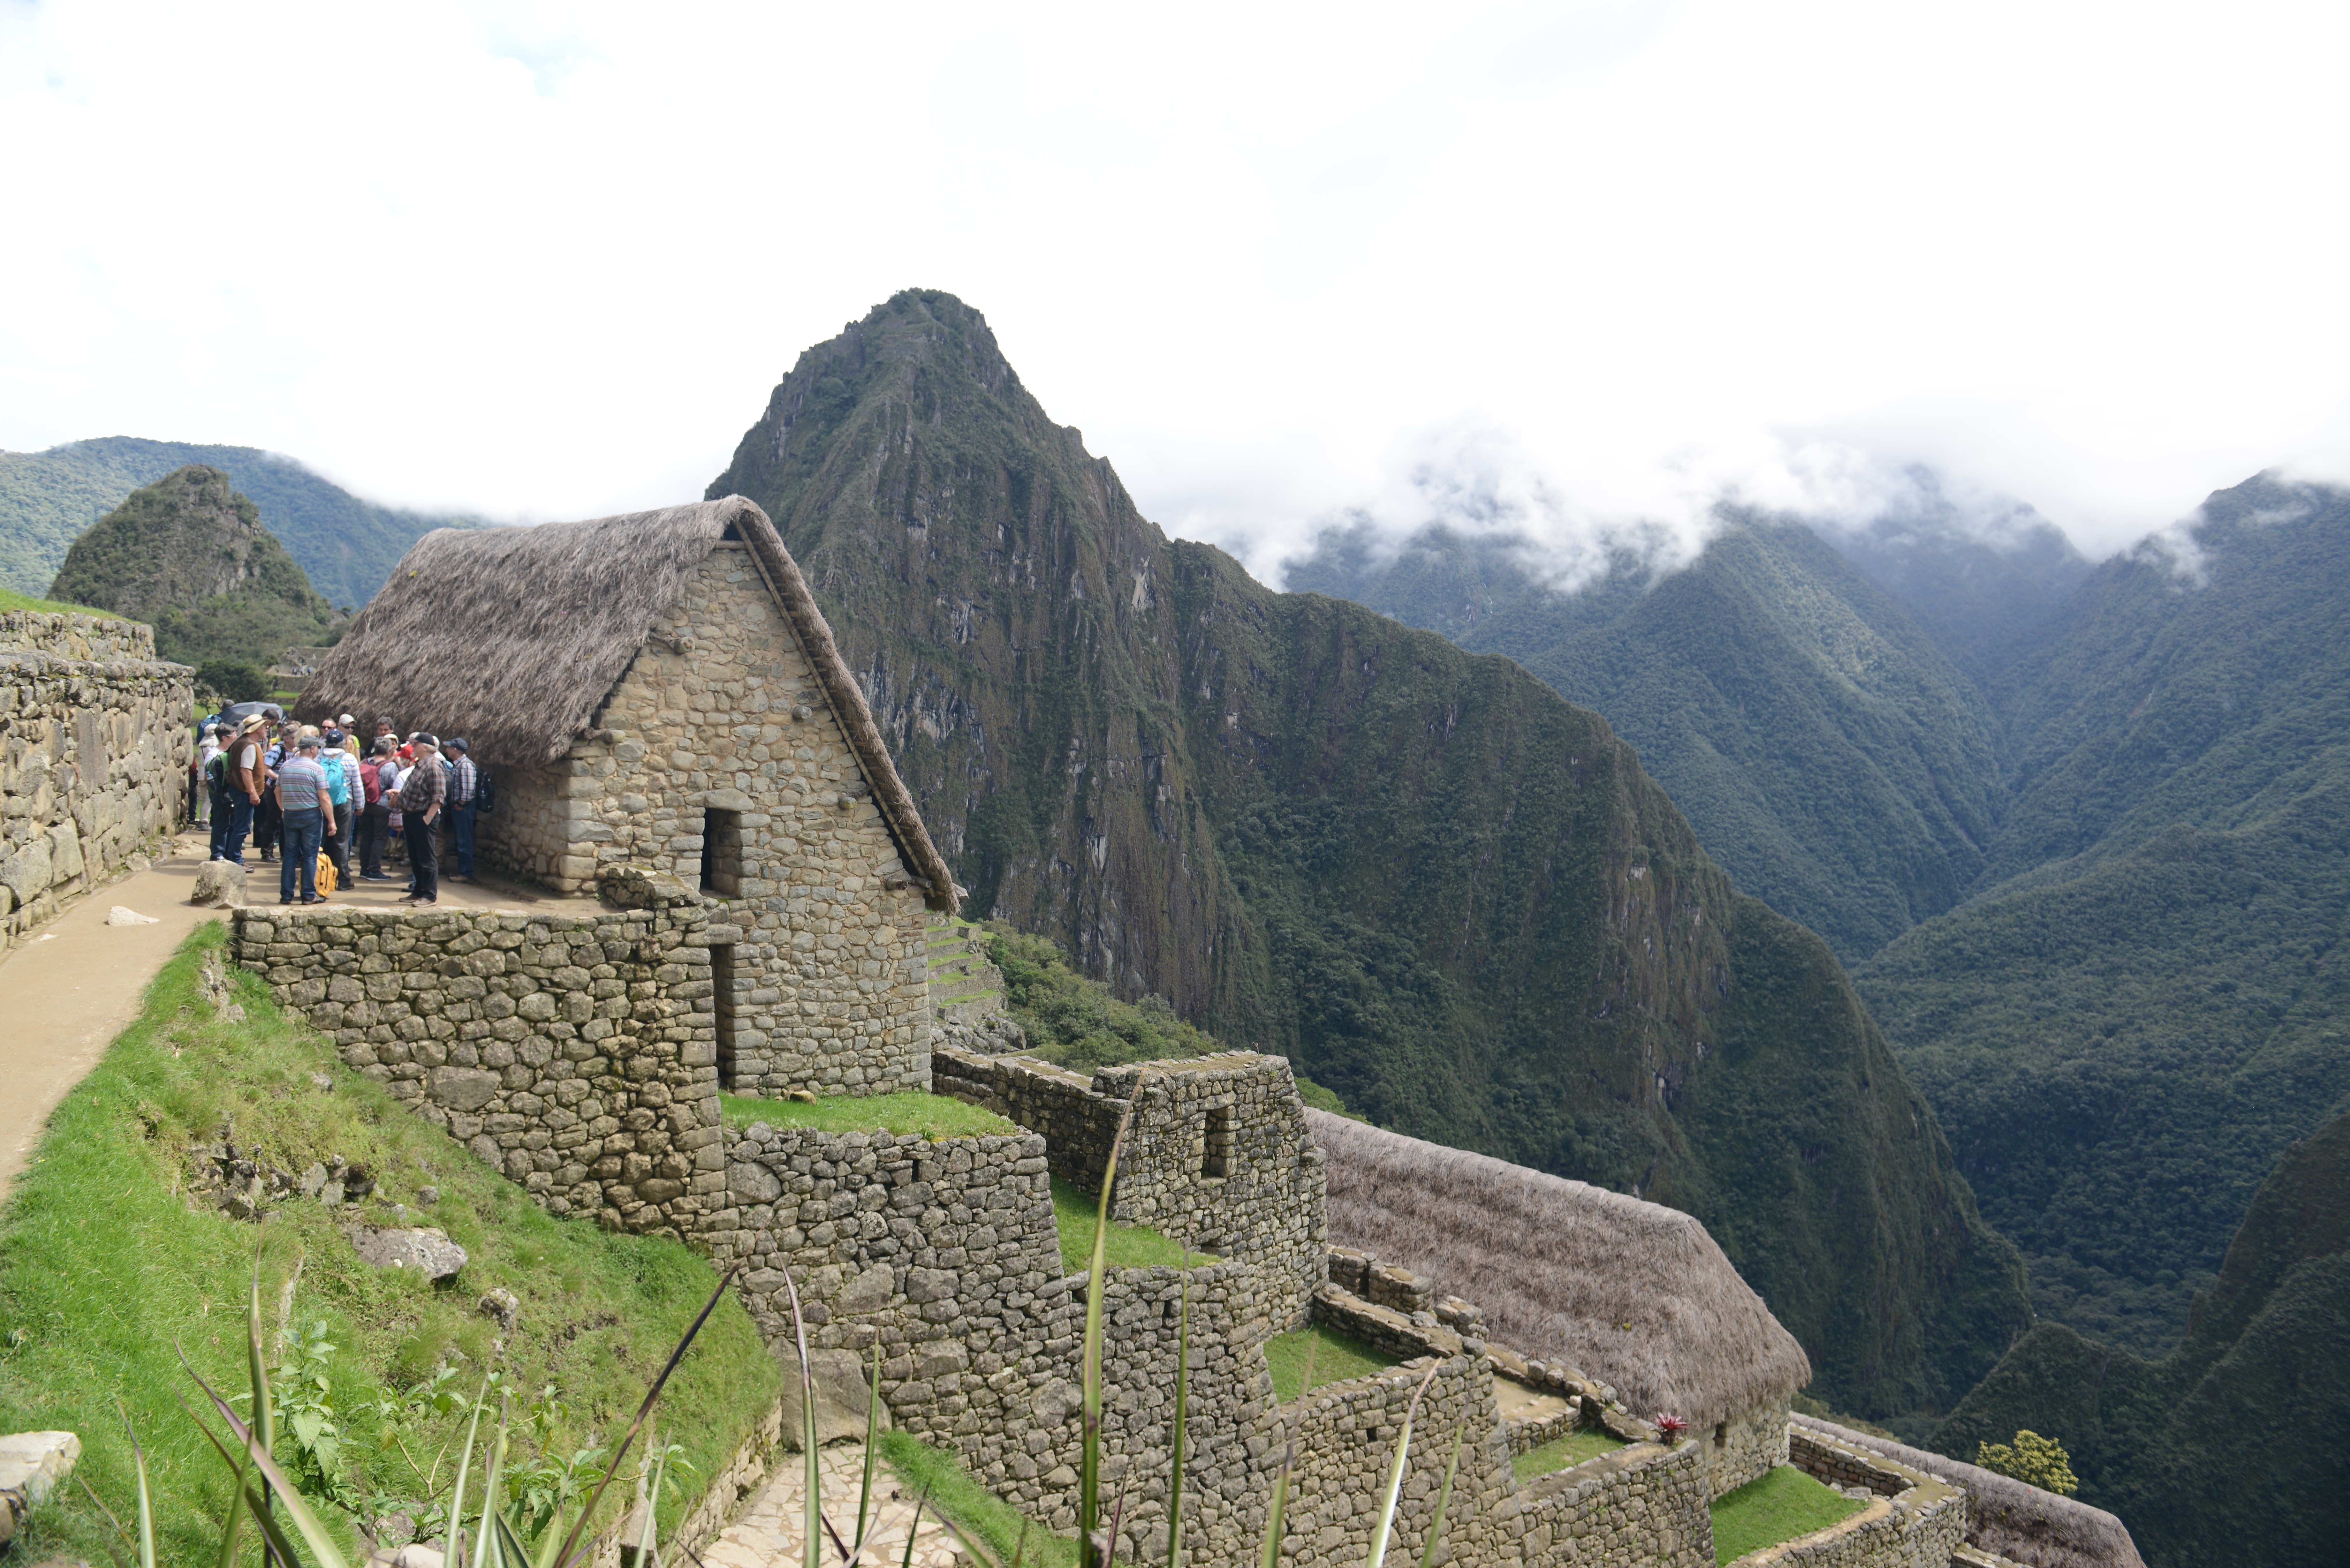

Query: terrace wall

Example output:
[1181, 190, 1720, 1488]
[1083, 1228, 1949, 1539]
[1764, 1425, 1969, 1568]
[1, 611, 190, 953]
[232, 902, 726, 1237]
[933, 1044, 1327, 1327]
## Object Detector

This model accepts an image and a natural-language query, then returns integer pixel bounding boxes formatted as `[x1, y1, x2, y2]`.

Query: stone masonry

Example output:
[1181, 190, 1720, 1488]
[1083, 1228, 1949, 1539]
[245, 902, 1967, 1568]
[234, 901, 728, 1237]
[474, 543, 931, 1099]
[932, 1045, 1328, 1327]
[1, 610, 191, 953]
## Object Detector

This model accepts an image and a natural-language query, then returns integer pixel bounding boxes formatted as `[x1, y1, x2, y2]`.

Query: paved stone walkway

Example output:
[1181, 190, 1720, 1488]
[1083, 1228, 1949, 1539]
[701, 1445, 970, 1568]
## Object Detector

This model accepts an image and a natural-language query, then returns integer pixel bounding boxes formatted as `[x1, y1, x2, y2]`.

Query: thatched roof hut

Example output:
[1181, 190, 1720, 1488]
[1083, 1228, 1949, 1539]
[1306, 1108, 1810, 1429]
[296, 495, 956, 911]
[1791, 1415, 2144, 1568]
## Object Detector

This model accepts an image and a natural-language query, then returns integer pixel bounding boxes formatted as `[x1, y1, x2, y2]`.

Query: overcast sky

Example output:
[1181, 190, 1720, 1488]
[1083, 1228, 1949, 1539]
[6, 0, 2346, 581]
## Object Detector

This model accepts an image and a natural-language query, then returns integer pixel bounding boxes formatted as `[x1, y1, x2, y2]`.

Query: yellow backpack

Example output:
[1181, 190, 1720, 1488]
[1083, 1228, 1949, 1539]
[315, 851, 339, 894]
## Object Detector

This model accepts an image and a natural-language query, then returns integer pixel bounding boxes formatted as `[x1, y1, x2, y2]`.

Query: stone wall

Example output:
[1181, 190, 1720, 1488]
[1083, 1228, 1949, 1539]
[1, 611, 189, 953]
[933, 1045, 1327, 1327]
[473, 543, 931, 1098]
[1709, 1395, 1792, 1497]
[1767, 1426, 1969, 1568]
[233, 902, 727, 1237]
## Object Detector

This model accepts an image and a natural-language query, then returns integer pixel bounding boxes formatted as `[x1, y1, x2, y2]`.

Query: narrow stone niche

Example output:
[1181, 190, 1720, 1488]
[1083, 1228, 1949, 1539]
[712, 943, 739, 1090]
[701, 807, 742, 897]
[1202, 1103, 1235, 1179]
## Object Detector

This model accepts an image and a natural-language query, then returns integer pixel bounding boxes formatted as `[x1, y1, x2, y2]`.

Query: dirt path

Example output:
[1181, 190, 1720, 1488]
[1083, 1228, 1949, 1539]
[0, 833, 557, 1203]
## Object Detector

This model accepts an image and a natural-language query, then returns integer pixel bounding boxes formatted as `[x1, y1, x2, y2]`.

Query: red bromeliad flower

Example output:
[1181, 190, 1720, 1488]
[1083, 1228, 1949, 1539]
[1655, 1414, 1690, 1441]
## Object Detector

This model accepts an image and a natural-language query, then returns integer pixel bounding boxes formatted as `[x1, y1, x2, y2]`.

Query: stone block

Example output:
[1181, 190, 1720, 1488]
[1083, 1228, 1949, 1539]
[428, 1067, 503, 1111]
[190, 860, 246, 908]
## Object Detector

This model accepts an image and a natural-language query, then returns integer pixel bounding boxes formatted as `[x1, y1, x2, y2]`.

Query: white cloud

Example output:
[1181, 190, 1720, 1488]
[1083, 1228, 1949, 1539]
[4, 0, 2346, 566]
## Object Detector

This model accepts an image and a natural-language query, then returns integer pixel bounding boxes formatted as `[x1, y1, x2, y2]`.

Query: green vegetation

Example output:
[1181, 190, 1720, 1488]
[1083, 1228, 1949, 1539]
[1, 436, 486, 607]
[1930, 1106, 2350, 1568]
[0, 925, 778, 1565]
[1975, 1431, 2077, 1496]
[1048, 1177, 1199, 1275]
[0, 583, 111, 615]
[1859, 479, 2350, 1351]
[709, 288, 2034, 1425]
[1706, 1466, 1863, 1564]
[988, 924, 1227, 1069]
[875, 1430, 1077, 1568]
[987, 923, 1356, 1114]
[197, 658, 273, 702]
[1262, 1323, 1402, 1402]
[49, 465, 342, 667]
[1290, 517, 2011, 964]
[717, 1089, 1015, 1139]
[1510, 1426, 1626, 1481]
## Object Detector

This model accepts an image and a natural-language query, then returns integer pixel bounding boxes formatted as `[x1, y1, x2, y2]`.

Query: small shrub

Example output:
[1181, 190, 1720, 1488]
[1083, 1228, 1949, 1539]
[195, 659, 271, 703]
[1976, 1430, 2080, 1496]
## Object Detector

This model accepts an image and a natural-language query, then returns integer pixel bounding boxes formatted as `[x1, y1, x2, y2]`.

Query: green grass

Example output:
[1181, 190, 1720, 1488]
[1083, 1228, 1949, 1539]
[1047, 1177, 1203, 1275]
[0, 584, 114, 616]
[1708, 1466, 1865, 1564]
[1511, 1425, 1627, 1481]
[877, 1430, 1077, 1568]
[719, 1089, 1016, 1139]
[1262, 1323, 1404, 1403]
[0, 924, 781, 1566]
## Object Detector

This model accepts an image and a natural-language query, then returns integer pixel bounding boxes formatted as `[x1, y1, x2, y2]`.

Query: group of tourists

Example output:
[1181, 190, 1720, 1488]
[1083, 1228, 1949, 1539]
[193, 712, 490, 908]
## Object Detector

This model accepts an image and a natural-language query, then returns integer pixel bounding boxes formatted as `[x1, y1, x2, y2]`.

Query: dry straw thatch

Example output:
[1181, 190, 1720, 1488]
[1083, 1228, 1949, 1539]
[1791, 1415, 2145, 1568]
[297, 495, 956, 911]
[1306, 1108, 1810, 1429]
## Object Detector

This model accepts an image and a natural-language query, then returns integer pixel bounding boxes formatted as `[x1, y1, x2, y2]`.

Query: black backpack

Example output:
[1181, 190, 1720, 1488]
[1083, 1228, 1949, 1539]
[474, 766, 495, 816]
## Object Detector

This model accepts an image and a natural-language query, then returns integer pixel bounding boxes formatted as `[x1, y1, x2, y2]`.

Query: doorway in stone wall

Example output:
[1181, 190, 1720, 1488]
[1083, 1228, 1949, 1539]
[712, 943, 738, 1090]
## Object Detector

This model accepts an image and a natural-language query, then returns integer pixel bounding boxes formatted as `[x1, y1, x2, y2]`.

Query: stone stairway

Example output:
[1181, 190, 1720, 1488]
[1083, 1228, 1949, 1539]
[925, 913, 1006, 1026]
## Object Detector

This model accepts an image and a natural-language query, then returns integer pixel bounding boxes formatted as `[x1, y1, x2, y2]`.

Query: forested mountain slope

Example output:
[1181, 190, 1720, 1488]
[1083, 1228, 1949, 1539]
[1287, 517, 2008, 963]
[1857, 477, 2350, 1349]
[707, 289, 2030, 1422]
[1929, 1109, 2350, 1568]
[50, 464, 339, 667]
[0, 436, 484, 607]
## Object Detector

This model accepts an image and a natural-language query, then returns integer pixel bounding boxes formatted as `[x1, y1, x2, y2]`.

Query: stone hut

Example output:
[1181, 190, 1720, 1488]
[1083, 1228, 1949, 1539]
[298, 497, 957, 1099]
[1306, 1107, 1813, 1497]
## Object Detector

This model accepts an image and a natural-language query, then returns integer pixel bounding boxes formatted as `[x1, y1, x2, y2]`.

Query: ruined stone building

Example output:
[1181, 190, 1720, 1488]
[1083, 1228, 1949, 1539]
[299, 497, 958, 1099]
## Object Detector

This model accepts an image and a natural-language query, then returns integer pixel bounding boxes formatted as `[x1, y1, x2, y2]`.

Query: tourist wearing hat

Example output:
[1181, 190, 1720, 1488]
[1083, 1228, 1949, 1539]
[398, 733, 446, 905]
[220, 713, 269, 864]
[443, 738, 479, 884]
[273, 734, 336, 905]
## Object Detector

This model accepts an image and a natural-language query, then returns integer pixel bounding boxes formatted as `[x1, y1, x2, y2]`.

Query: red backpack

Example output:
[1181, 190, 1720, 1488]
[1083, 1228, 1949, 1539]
[363, 757, 390, 808]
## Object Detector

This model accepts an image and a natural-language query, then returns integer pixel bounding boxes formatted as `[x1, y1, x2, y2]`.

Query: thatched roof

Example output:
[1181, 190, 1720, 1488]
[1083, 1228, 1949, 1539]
[1305, 1108, 1811, 1428]
[1792, 1416, 2144, 1568]
[297, 496, 956, 912]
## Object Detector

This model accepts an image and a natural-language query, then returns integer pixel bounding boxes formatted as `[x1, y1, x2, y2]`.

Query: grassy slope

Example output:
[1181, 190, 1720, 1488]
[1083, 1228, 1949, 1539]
[719, 1089, 1015, 1138]
[0, 584, 114, 616]
[0, 438, 484, 609]
[1707, 1466, 1862, 1565]
[1047, 1178, 1199, 1274]
[708, 289, 2030, 1424]
[1262, 1324, 1402, 1403]
[1927, 1107, 2350, 1568]
[1510, 1426, 1626, 1481]
[0, 926, 778, 1564]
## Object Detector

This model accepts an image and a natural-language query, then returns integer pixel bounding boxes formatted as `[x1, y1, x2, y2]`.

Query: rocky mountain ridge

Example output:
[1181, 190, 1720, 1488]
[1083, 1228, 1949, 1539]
[704, 288, 2031, 1423]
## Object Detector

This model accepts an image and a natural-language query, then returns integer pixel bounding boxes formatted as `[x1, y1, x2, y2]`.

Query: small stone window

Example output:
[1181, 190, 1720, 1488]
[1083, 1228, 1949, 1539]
[1202, 1104, 1235, 1179]
[711, 943, 738, 1090]
[701, 808, 742, 897]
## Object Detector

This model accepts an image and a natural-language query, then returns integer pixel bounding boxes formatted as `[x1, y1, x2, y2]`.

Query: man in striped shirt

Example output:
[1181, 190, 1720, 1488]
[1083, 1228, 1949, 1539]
[399, 734, 446, 905]
[272, 734, 336, 905]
